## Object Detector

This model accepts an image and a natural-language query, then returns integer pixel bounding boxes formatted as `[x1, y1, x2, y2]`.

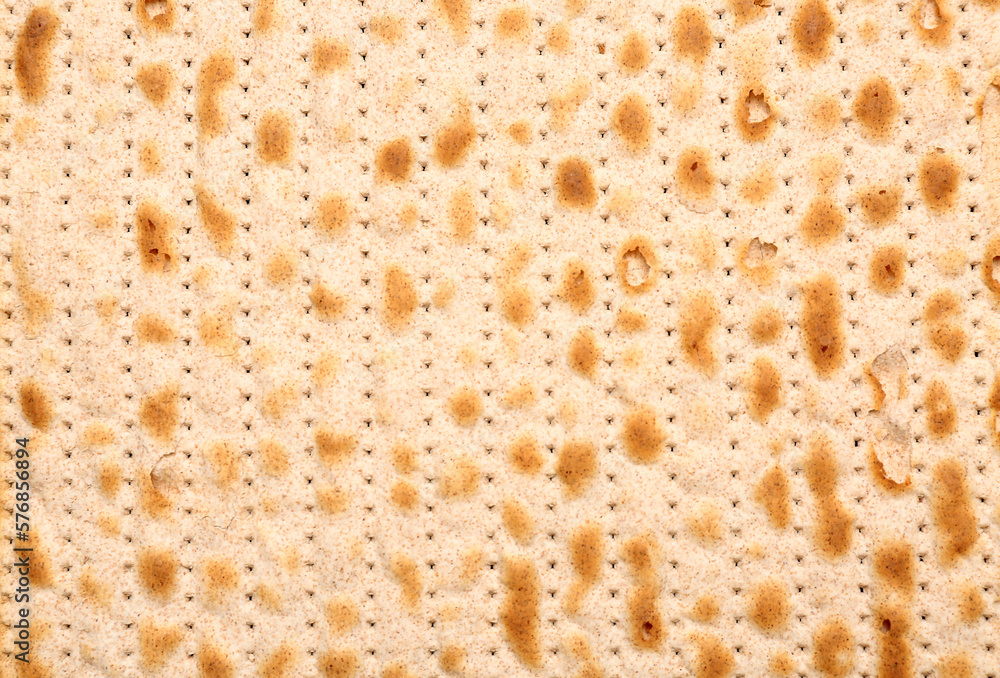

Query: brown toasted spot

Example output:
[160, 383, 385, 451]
[546, 21, 570, 52]
[616, 305, 648, 333]
[853, 77, 898, 141]
[376, 138, 414, 182]
[555, 157, 597, 209]
[260, 643, 296, 678]
[874, 604, 912, 678]
[316, 484, 348, 514]
[449, 386, 482, 426]
[198, 307, 236, 354]
[195, 185, 236, 255]
[503, 381, 537, 409]
[500, 282, 535, 326]
[801, 273, 844, 377]
[389, 479, 418, 511]
[315, 193, 352, 238]
[932, 458, 978, 566]
[136, 201, 176, 274]
[983, 236, 1000, 300]
[923, 289, 967, 362]
[749, 306, 782, 344]
[955, 583, 984, 623]
[83, 423, 115, 447]
[747, 579, 790, 632]
[809, 94, 841, 134]
[15, 7, 59, 103]
[737, 237, 778, 285]
[326, 595, 359, 635]
[310, 282, 346, 322]
[438, 0, 470, 35]
[872, 538, 914, 595]
[568, 522, 602, 592]
[676, 147, 716, 203]
[800, 196, 845, 246]
[138, 619, 182, 671]
[197, 51, 235, 139]
[690, 594, 719, 623]
[201, 556, 239, 605]
[746, 356, 781, 423]
[735, 86, 776, 141]
[315, 428, 356, 467]
[137, 0, 175, 31]
[912, 0, 953, 45]
[501, 556, 542, 667]
[805, 434, 853, 557]
[98, 457, 121, 499]
[622, 536, 662, 649]
[919, 152, 960, 213]
[611, 92, 652, 153]
[140, 471, 172, 518]
[318, 648, 358, 678]
[139, 140, 162, 174]
[509, 433, 543, 473]
[138, 547, 178, 600]
[673, 6, 711, 64]
[370, 15, 403, 43]
[313, 37, 349, 73]
[729, 0, 768, 26]
[869, 245, 905, 294]
[139, 383, 178, 442]
[813, 617, 854, 678]
[560, 259, 595, 313]
[687, 501, 723, 544]
[549, 76, 590, 131]
[447, 186, 476, 241]
[770, 650, 795, 677]
[258, 439, 289, 477]
[925, 379, 957, 439]
[755, 465, 790, 529]
[617, 31, 649, 73]
[501, 497, 535, 543]
[679, 289, 719, 375]
[198, 641, 234, 678]
[19, 379, 53, 430]
[739, 163, 776, 203]
[265, 249, 297, 288]
[508, 119, 531, 144]
[257, 110, 293, 163]
[556, 440, 598, 497]
[434, 108, 476, 167]
[136, 63, 174, 106]
[383, 264, 417, 330]
[626, 583, 663, 650]
[616, 235, 658, 294]
[691, 633, 735, 678]
[568, 328, 598, 377]
[389, 553, 421, 609]
[440, 645, 465, 674]
[440, 455, 480, 498]
[386, 443, 415, 476]
[791, 0, 835, 64]
[205, 440, 238, 488]
[496, 6, 530, 42]
[621, 405, 665, 464]
[939, 654, 973, 678]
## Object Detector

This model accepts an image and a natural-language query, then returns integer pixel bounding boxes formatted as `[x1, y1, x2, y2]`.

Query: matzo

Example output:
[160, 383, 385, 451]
[2, 0, 1000, 676]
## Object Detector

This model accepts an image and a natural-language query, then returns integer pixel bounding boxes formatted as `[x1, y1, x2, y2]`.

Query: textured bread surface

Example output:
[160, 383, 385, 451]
[2, 0, 1000, 676]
